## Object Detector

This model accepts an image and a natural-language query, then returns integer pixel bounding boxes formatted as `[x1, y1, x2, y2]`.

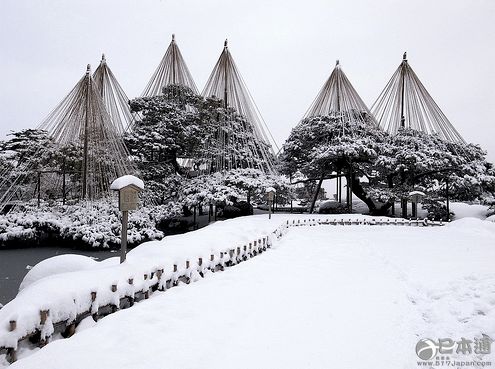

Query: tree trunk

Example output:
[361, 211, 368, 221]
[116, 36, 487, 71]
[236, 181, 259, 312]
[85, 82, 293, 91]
[309, 173, 325, 214]
[347, 171, 393, 216]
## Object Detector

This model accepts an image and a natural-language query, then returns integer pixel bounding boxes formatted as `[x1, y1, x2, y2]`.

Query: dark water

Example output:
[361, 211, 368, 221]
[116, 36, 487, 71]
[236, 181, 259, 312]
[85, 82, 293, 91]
[0, 210, 271, 307]
[0, 248, 116, 306]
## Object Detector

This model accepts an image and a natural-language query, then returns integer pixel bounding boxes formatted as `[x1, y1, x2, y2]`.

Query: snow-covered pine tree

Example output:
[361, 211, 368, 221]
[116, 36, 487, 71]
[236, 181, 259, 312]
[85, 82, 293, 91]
[372, 128, 495, 218]
[280, 113, 390, 214]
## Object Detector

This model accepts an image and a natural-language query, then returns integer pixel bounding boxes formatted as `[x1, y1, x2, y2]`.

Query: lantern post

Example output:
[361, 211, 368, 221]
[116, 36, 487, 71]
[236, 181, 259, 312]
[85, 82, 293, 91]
[266, 187, 276, 220]
[110, 175, 144, 263]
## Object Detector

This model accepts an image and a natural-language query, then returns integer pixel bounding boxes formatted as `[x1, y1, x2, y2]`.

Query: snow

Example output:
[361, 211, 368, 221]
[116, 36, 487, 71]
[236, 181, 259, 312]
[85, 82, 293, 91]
[109, 175, 144, 191]
[265, 186, 276, 193]
[449, 202, 490, 220]
[2, 214, 494, 368]
[0, 214, 284, 352]
[19, 255, 98, 291]
[74, 316, 96, 334]
[409, 190, 426, 196]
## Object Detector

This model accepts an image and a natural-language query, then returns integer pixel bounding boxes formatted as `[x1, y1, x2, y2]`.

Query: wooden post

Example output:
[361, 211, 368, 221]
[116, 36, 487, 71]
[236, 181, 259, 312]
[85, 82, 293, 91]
[348, 162, 353, 213]
[143, 274, 149, 299]
[128, 278, 134, 306]
[401, 198, 407, 218]
[6, 321, 16, 363]
[37, 171, 41, 207]
[91, 291, 98, 320]
[40, 309, 49, 325]
[111, 284, 118, 311]
[39, 310, 49, 347]
[446, 176, 450, 221]
[7, 321, 17, 363]
[82, 70, 90, 200]
[400, 53, 406, 128]
[120, 210, 128, 263]
[62, 158, 66, 205]
[7, 320, 17, 362]
[412, 201, 417, 219]
[193, 206, 197, 229]
[156, 269, 163, 291]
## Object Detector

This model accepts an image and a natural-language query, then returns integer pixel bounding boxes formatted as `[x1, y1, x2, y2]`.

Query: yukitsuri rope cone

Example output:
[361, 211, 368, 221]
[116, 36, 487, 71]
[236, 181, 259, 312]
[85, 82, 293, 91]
[142, 34, 198, 97]
[371, 52, 465, 143]
[93, 54, 134, 133]
[303, 60, 377, 127]
[202, 40, 277, 174]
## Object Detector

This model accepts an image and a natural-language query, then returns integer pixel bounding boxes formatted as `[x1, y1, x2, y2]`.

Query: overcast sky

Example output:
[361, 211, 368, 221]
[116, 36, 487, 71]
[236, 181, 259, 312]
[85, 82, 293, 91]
[1, 0, 494, 161]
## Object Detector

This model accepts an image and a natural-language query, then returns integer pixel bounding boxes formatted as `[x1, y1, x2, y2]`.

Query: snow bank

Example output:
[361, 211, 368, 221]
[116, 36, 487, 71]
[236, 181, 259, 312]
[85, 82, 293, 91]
[0, 214, 287, 353]
[19, 255, 98, 292]
[449, 202, 490, 220]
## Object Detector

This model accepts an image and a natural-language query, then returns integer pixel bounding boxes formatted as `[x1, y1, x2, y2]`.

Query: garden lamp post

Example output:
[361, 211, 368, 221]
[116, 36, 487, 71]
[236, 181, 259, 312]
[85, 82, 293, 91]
[409, 191, 425, 219]
[266, 187, 276, 219]
[110, 175, 144, 263]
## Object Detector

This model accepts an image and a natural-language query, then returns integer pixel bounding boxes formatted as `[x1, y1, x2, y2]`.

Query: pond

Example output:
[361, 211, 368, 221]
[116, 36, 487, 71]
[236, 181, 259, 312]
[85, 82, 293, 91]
[0, 247, 117, 306]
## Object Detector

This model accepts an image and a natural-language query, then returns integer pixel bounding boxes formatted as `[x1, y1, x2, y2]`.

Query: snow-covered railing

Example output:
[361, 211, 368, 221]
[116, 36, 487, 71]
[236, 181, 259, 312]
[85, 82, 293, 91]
[285, 217, 446, 228]
[0, 215, 443, 365]
[0, 237, 272, 364]
[0, 215, 284, 364]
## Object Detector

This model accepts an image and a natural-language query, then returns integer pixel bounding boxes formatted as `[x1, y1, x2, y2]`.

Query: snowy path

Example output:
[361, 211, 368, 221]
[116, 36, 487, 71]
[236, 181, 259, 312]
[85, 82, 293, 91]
[8, 221, 495, 369]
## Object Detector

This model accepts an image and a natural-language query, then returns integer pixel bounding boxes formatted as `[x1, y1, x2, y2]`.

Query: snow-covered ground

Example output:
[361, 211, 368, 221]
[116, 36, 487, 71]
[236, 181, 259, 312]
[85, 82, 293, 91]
[3, 215, 494, 369]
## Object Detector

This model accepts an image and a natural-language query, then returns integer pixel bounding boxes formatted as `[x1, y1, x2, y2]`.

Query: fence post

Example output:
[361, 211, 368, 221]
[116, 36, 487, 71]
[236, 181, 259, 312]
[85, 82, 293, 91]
[91, 291, 98, 321]
[111, 284, 118, 312]
[128, 278, 135, 306]
[156, 269, 163, 291]
[6, 320, 17, 363]
[39, 309, 49, 347]
[144, 274, 149, 299]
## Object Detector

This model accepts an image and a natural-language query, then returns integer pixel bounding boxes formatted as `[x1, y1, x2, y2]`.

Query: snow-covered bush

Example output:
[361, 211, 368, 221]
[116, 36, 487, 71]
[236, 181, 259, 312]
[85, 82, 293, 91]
[0, 200, 182, 249]
[318, 200, 348, 214]
[179, 168, 291, 211]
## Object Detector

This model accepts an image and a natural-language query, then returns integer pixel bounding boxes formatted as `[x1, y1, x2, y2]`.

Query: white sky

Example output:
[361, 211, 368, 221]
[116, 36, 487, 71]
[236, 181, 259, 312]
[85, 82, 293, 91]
[1, 0, 494, 161]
